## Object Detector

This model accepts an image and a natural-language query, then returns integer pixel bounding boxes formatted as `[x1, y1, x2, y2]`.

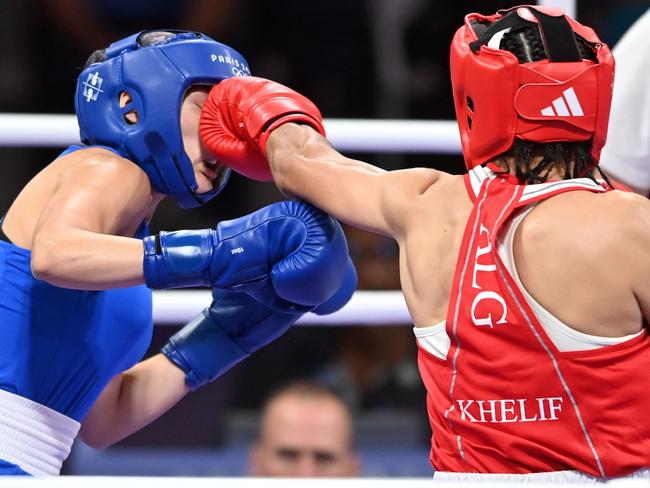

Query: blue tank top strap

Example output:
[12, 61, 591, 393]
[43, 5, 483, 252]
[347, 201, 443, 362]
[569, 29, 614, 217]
[57, 144, 125, 159]
[134, 220, 150, 239]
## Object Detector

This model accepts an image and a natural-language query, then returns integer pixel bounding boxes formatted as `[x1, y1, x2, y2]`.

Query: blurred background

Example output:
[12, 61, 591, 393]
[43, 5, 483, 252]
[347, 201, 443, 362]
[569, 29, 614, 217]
[0, 0, 647, 477]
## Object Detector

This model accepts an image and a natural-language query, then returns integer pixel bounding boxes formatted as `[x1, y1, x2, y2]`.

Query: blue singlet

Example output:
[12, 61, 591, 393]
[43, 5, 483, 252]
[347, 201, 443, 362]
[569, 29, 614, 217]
[0, 146, 154, 475]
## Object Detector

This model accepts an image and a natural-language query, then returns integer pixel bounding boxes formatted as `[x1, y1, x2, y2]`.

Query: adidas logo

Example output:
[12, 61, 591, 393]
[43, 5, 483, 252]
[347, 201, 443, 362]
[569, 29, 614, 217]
[540, 87, 584, 117]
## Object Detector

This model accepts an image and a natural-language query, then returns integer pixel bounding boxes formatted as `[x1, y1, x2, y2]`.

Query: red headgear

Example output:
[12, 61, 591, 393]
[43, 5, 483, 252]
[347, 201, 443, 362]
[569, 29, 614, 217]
[450, 5, 614, 170]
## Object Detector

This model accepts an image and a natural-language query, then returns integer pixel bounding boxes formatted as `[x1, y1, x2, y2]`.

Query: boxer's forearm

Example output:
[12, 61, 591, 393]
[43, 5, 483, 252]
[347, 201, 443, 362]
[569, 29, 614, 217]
[266, 124, 394, 235]
[31, 230, 146, 290]
[79, 354, 189, 449]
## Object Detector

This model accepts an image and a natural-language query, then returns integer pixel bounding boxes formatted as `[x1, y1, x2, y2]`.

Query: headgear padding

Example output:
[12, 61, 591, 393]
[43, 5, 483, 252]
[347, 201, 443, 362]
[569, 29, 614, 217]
[449, 6, 614, 170]
[75, 31, 251, 208]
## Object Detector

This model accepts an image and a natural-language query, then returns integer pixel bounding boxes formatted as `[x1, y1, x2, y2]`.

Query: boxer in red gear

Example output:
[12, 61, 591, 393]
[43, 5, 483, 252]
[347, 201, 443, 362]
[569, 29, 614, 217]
[200, 6, 650, 482]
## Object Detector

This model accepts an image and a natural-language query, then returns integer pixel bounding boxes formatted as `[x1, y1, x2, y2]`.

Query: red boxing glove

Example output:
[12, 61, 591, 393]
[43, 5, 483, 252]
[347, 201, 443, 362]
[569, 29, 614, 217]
[200, 76, 326, 181]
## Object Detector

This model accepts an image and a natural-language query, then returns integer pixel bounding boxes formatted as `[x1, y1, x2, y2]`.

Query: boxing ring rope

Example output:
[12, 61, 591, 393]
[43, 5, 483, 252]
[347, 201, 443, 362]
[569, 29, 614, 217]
[0, 114, 462, 154]
[154, 290, 410, 325]
[5, 475, 650, 488]
[4, 477, 647, 487]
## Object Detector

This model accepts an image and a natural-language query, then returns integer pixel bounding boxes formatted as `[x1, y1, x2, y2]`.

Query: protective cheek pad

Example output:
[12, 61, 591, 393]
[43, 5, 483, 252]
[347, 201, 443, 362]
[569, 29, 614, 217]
[452, 44, 522, 168]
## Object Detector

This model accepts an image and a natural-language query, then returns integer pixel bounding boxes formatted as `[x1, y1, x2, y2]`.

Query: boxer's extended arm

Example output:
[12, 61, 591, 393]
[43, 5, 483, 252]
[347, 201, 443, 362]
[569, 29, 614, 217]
[79, 354, 188, 449]
[266, 123, 442, 238]
[199, 77, 443, 239]
[30, 152, 152, 290]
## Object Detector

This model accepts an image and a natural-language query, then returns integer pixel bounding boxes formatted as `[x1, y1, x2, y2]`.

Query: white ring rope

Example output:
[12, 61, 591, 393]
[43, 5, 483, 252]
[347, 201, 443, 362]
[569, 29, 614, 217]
[154, 290, 411, 326]
[3, 476, 645, 487]
[0, 1, 575, 152]
[4, 477, 642, 487]
[0, 114, 461, 153]
[325, 119, 460, 153]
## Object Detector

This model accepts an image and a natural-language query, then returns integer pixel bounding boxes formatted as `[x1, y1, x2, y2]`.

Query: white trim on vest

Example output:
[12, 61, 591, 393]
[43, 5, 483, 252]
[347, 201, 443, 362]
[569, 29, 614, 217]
[0, 389, 79, 476]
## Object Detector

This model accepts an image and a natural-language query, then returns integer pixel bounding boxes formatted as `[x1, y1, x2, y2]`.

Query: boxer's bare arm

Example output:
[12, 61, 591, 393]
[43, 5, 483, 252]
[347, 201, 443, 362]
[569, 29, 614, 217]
[79, 354, 189, 448]
[27, 151, 154, 290]
[266, 123, 443, 238]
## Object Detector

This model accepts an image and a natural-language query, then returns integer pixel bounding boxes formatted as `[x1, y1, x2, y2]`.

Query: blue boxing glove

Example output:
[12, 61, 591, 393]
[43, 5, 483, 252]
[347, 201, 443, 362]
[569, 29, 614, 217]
[312, 257, 357, 315]
[162, 260, 356, 390]
[143, 201, 348, 307]
[162, 289, 306, 390]
[249, 256, 358, 315]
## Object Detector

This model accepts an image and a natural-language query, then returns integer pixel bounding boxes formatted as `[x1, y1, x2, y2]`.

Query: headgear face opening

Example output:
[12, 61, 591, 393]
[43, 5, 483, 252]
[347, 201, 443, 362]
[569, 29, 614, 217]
[75, 30, 251, 208]
[449, 6, 614, 171]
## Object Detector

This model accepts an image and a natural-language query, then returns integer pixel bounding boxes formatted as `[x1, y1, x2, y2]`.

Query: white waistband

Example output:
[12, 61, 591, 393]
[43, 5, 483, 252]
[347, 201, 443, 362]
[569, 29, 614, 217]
[0, 388, 80, 476]
[433, 469, 650, 483]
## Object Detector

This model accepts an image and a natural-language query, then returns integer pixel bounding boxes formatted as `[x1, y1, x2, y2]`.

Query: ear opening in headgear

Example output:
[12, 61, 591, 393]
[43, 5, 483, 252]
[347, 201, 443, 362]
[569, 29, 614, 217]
[466, 96, 474, 130]
[118, 91, 138, 125]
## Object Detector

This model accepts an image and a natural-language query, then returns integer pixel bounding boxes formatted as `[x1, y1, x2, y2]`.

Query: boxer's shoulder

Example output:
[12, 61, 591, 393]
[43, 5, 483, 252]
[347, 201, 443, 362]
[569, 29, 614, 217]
[380, 168, 470, 241]
[602, 190, 650, 248]
[49, 147, 154, 211]
[530, 187, 650, 238]
[517, 188, 650, 289]
[57, 146, 148, 182]
[381, 168, 464, 208]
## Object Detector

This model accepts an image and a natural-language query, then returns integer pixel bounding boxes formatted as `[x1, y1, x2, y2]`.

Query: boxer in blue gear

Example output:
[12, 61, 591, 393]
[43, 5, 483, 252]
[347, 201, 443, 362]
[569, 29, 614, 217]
[0, 30, 356, 476]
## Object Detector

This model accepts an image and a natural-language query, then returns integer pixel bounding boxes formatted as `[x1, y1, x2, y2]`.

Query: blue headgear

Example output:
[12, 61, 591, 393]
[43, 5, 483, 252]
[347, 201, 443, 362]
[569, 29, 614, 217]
[75, 30, 251, 208]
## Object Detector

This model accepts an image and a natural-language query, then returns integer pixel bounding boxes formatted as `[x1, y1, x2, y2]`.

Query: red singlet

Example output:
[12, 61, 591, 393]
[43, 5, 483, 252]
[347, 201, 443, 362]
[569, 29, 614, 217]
[417, 167, 650, 476]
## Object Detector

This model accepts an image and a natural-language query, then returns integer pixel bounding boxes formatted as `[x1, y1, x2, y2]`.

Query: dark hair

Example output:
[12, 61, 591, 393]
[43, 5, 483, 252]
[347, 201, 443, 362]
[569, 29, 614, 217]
[83, 31, 179, 68]
[84, 49, 107, 67]
[138, 31, 178, 47]
[496, 26, 609, 185]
